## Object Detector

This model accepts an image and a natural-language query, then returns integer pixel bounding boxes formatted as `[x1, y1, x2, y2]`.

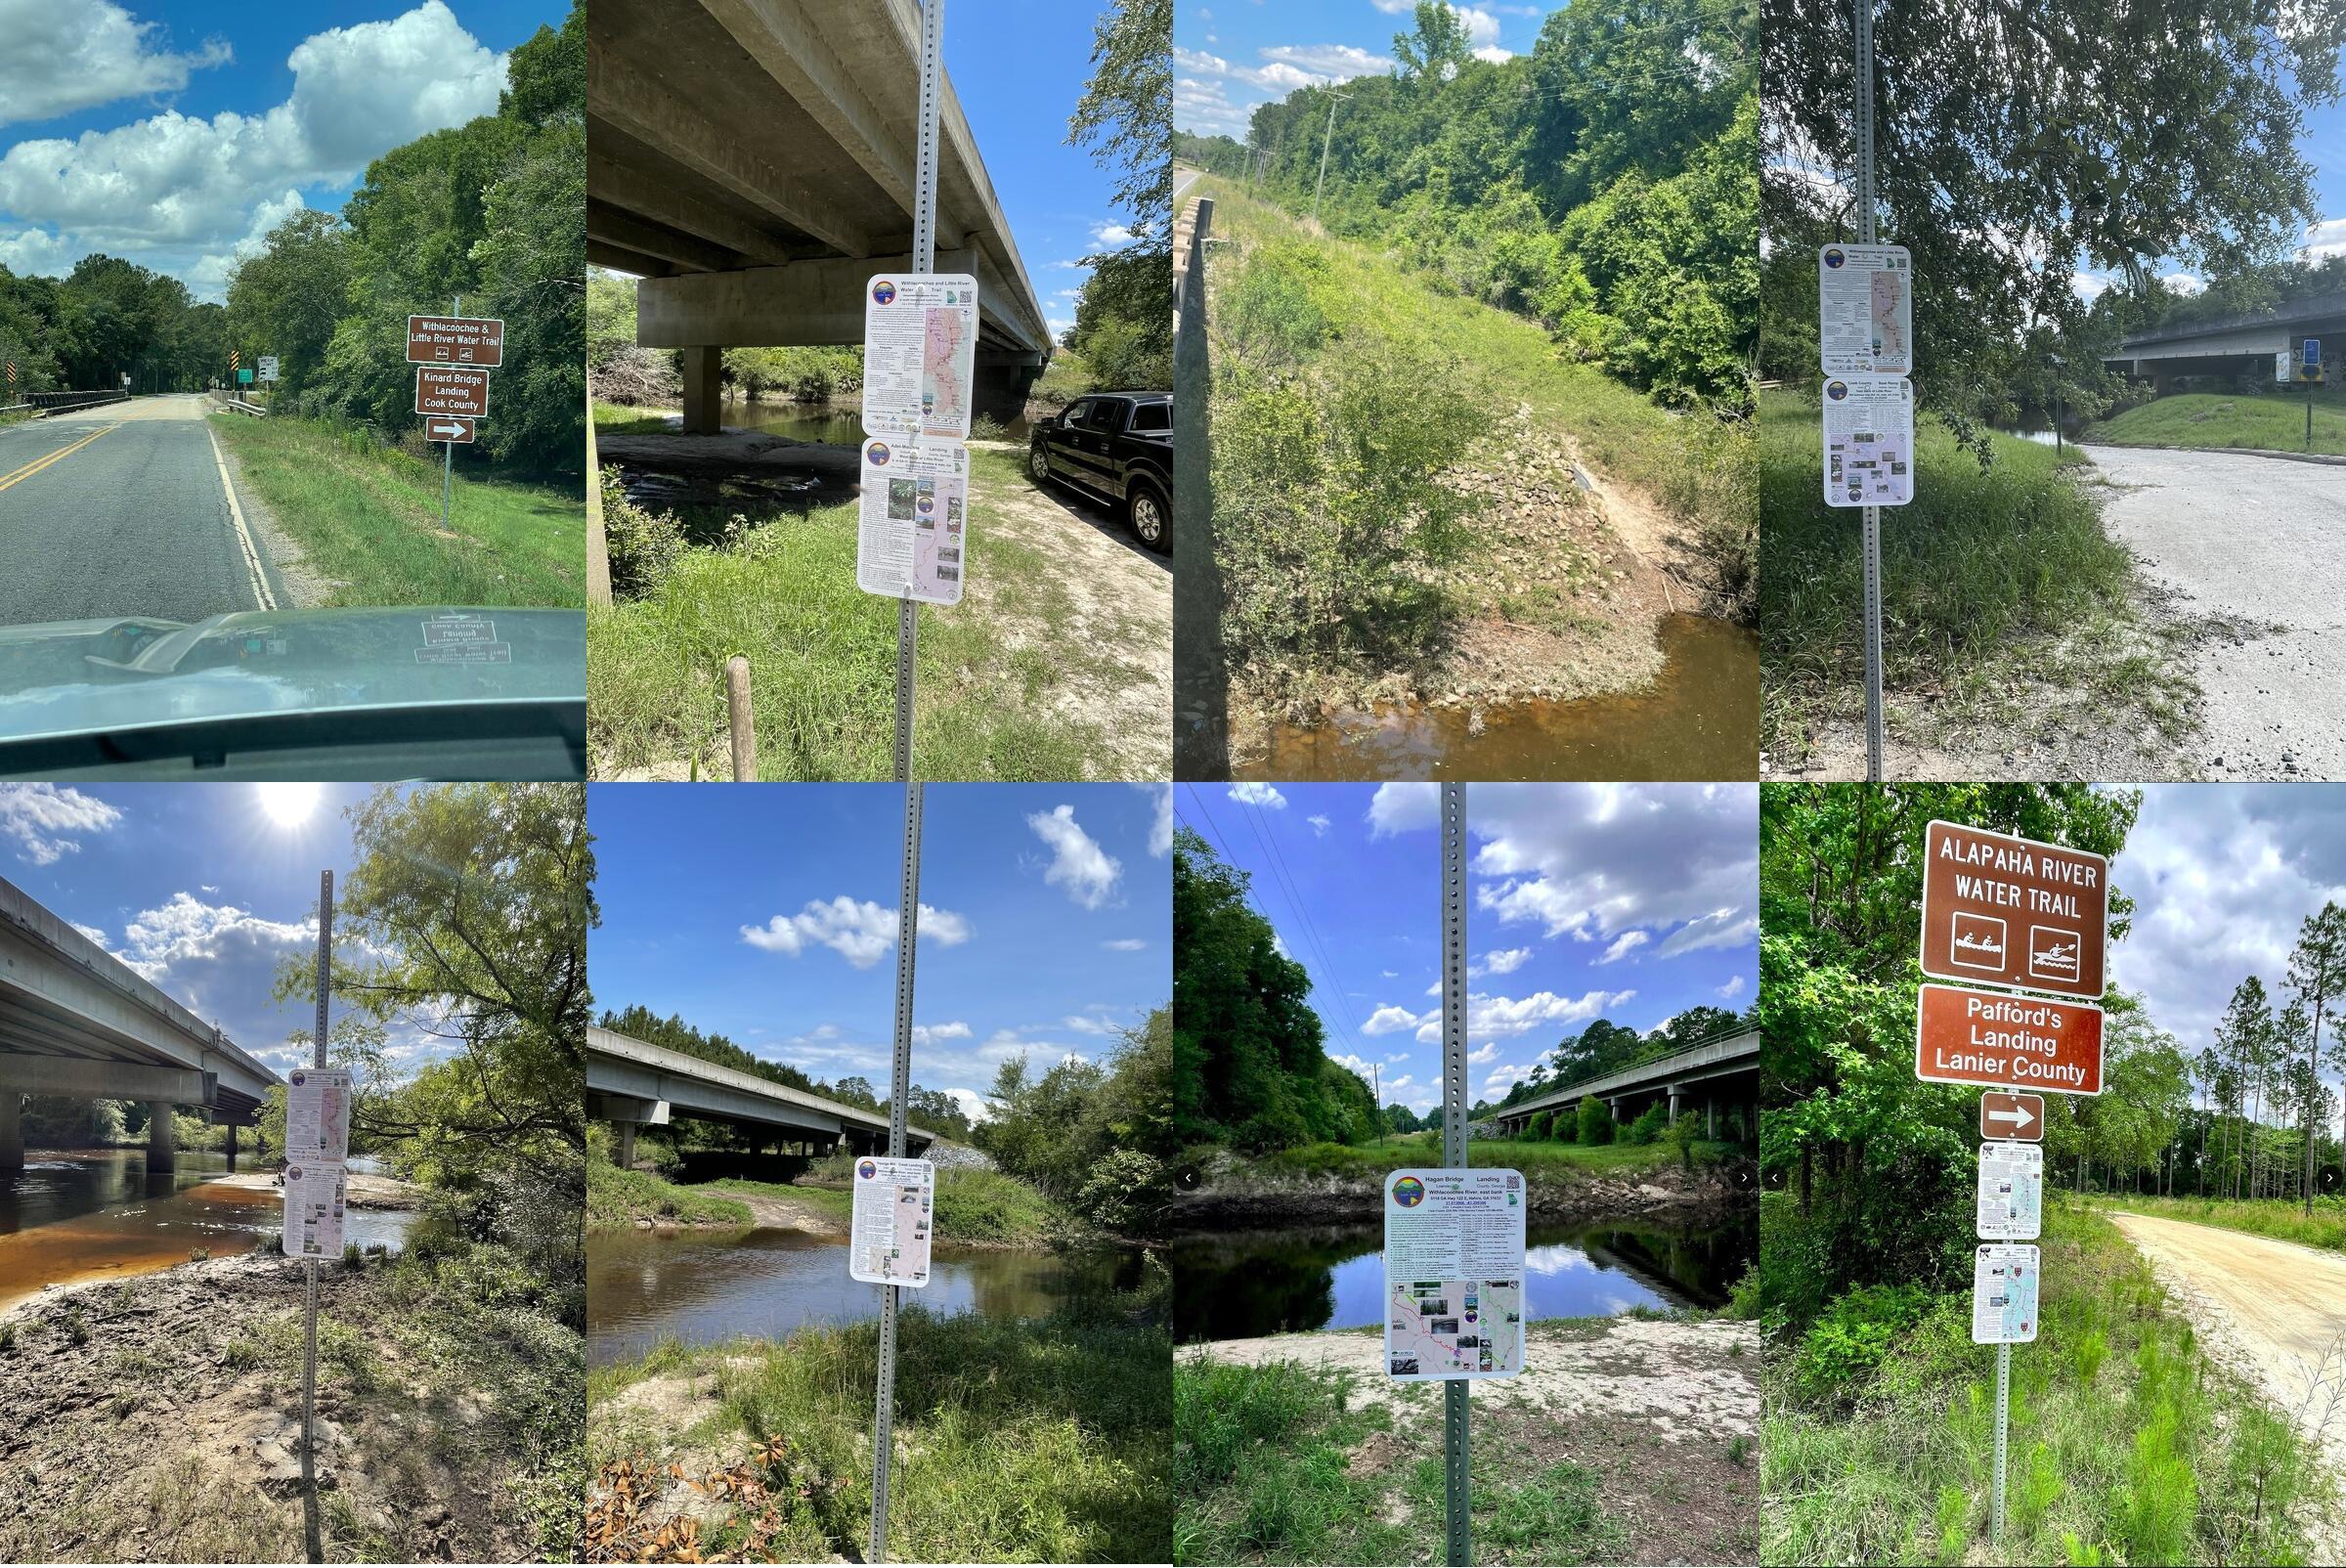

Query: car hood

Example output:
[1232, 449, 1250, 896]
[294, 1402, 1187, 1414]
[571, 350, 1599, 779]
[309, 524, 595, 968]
[0, 607, 584, 743]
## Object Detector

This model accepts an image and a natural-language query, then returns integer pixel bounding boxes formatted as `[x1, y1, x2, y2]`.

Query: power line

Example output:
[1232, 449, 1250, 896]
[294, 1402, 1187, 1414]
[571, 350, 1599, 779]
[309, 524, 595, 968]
[1228, 789, 1376, 1074]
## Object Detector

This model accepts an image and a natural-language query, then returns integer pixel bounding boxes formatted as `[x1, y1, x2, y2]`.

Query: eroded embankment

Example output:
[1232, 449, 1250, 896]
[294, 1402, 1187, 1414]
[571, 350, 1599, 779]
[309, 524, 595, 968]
[1169, 1154, 1751, 1228]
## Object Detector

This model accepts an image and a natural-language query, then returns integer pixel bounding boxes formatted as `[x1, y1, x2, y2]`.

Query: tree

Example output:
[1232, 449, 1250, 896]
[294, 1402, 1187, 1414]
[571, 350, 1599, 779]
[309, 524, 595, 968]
[2287, 901, 2346, 1215]
[1064, 0, 1172, 390]
[1577, 1095, 1613, 1146]
[1393, 2, 1472, 85]
[2213, 977, 2274, 1200]
[1385, 1102, 1421, 1136]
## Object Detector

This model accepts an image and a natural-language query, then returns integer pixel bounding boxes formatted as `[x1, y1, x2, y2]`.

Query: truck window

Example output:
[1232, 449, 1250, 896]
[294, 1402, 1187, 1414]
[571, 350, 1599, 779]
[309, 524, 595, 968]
[1082, 400, 1125, 432]
[1128, 402, 1169, 432]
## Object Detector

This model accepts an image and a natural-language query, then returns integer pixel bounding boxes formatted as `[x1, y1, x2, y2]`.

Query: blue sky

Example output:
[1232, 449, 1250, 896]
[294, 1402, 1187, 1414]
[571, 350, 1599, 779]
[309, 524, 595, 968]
[1174, 782, 1758, 1112]
[0, 0, 563, 298]
[588, 783, 1172, 1122]
[0, 782, 371, 1074]
[1174, 1, 1562, 141]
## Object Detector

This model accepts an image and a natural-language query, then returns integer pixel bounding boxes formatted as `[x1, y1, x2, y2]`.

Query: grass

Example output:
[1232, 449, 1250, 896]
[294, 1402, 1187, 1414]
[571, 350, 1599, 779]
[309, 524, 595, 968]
[2081, 1191, 2346, 1253]
[208, 411, 583, 607]
[2086, 388, 2346, 456]
[589, 398, 673, 436]
[1760, 388, 2195, 763]
[586, 1155, 754, 1228]
[718, 1167, 1064, 1245]
[587, 1291, 1171, 1563]
[588, 446, 1128, 780]
[1257, 1131, 1737, 1183]
[1761, 1202, 2333, 1565]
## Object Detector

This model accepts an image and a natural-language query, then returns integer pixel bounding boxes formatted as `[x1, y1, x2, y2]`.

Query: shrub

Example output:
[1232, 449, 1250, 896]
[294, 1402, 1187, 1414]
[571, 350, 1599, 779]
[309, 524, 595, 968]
[1791, 1283, 1933, 1403]
[1576, 1096, 1613, 1146]
[1625, 1102, 1669, 1146]
[600, 465, 687, 599]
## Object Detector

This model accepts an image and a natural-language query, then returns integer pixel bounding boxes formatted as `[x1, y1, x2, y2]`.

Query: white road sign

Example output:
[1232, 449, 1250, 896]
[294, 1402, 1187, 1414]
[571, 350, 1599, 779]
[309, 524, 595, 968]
[2278, 350, 2294, 385]
[1822, 373, 1914, 507]
[1383, 1168, 1527, 1381]
[1817, 243, 1913, 374]
[856, 437, 969, 606]
[258, 356, 280, 383]
[1971, 1243, 2040, 1343]
[1976, 1143, 2043, 1241]
[282, 1161, 347, 1259]
[284, 1067, 353, 1165]
[849, 1155, 934, 1287]
[862, 273, 979, 441]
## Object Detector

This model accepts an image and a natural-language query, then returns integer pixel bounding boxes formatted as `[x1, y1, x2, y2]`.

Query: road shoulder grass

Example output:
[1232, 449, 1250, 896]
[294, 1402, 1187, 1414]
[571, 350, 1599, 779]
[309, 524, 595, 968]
[208, 411, 583, 608]
[2081, 1191, 2346, 1252]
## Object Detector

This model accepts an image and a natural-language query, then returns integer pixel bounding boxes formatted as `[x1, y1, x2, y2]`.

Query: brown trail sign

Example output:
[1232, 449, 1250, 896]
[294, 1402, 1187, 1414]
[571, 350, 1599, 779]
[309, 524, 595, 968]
[1979, 1091, 2046, 1142]
[407, 314, 504, 367]
[1921, 820, 2107, 999]
[414, 366, 490, 418]
[1917, 983, 2104, 1095]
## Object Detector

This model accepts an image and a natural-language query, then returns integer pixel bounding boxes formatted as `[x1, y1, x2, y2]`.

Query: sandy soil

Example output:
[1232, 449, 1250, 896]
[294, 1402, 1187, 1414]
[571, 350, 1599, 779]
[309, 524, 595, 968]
[1183, 1316, 1760, 1563]
[210, 1169, 422, 1210]
[2109, 1210, 2346, 1555]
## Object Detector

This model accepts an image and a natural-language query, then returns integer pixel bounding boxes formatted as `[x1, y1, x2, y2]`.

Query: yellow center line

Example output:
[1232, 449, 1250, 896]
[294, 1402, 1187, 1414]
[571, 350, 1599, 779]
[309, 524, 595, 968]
[0, 421, 122, 492]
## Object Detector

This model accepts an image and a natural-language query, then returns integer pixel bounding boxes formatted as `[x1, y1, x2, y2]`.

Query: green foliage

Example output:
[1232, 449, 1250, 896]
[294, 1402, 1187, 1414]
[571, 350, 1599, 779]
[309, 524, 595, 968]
[1061, 0, 1171, 392]
[1576, 1095, 1613, 1146]
[1625, 1102, 1670, 1146]
[598, 466, 686, 600]
[1665, 1109, 1704, 1169]
[977, 1008, 1174, 1235]
[586, 1153, 753, 1228]
[1792, 1284, 1932, 1404]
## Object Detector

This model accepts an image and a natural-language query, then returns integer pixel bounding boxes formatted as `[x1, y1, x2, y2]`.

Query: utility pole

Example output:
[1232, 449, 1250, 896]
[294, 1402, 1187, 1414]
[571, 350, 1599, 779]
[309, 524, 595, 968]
[1313, 91, 1347, 224]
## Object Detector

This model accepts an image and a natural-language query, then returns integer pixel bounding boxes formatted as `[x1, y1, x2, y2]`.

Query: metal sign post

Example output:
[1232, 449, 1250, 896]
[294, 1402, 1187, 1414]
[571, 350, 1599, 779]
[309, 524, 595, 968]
[1440, 781, 1470, 1567]
[891, 0, 947, 784]
[869, 781, 925, 1563]
[443, 297, 459, 534]
[1854, 0, 1885, 781]
[300, 869, 332, 1565]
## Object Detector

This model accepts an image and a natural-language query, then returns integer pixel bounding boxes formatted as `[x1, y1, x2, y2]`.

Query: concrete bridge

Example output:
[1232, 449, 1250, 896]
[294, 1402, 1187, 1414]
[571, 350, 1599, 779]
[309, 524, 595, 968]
[2105, 293, 2346, 391]
[588, 0, 1053, 430]
[586, 1025, 934, 1166]
[0, 874, 281, 1173]
[1481, 1029, 1760, 1143]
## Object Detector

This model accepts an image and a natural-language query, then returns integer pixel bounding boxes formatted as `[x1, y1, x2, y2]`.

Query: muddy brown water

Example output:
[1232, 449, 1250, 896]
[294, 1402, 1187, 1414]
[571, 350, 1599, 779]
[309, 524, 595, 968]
[0, 1149, 413, 1313]
[1238, 613, 1760, 781]
[587, 1224, 1144, 1368]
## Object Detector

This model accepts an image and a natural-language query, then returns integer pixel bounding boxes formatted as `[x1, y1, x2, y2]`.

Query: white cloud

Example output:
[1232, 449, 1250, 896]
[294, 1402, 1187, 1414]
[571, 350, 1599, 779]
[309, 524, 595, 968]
[1363, 1003, 1426, 1035]
[1598, 931, 1650, 963]
[739, 896, 973, 969]
[0, 0, 232, 128]
[2300, 216, 2346, 262]
[1102, 936, 1149, 951]
[2072, 270, 2113, 304]
[2157, 272, 2205, 296]
[1307, 813, 1331, 837]
[1415, 987, 1638, 1044]
[1138, 783, 1173, 856]
[116, 890, 313, 983]
[1718, 974, 1748, 1000]
[1467, 1041, 1498, 1064]
[1228, 782, 1286, 808]
[1064, 1015, 1115, 1036]
[1091, 220, 1136, 246]
[944, 1087, 992, 1124]
[1027, 804, 1122, 909]
[911, 1022, 971, 1045]
[0, 783, 122, 865]
[1480, 947, 1531, 976]
[1367, 782, 1440, 838]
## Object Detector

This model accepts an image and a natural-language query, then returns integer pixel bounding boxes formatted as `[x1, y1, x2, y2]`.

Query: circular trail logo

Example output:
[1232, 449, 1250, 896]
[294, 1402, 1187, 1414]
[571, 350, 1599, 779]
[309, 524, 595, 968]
[1393, 1176, 1426, 1207]
[867, 441, 891, 466]
[872, 281, 897, 305]
[857, 1158, 879, 1181]
[1826, 380, 1849, 401]
[1823, 246, 1846, 269]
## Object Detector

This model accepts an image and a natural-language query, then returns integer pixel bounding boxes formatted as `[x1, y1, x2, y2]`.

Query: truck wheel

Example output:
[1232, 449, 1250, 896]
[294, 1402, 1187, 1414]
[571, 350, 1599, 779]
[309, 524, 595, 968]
[1028, 446, 1052, 483]
[1128, 478, 1170, 553]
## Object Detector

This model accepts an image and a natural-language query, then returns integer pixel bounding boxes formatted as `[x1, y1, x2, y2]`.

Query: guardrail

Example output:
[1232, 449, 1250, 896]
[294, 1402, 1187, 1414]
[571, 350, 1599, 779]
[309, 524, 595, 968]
[24, 388, 130, 414]
[205, 389, 270, 417]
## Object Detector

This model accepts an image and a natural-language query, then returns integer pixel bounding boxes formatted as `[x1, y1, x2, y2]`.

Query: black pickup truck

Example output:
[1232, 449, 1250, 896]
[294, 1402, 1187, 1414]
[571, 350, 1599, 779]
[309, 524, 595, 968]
[1026, 391, 1171, 553]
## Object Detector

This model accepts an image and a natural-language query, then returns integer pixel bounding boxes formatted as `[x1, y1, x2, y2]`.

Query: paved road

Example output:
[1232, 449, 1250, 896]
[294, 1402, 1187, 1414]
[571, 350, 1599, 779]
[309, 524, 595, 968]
[2109, 1210, 2346, 1516]
[1174, 162, 1202, 206]
[2082, 444, 2346, 776]
[0, 394, 278, 627]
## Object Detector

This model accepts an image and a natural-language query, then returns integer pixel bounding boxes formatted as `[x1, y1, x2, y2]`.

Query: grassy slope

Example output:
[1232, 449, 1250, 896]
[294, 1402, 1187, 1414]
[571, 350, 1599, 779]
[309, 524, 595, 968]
[586, 1157, 753, 1227]
[589, 399, 671, 436]
[1257, 1132, 1734, 1182]
[1760, 389, 2194, 762]
[588, 447, 1132, 780]
[2081, 1191, 2346, 1252]
[588, 1306, 1171, 1563]
[718, 1168, 1062, 1245]
[2086, 389, 2346, 456]
[1762, 1202, 2330, 1565]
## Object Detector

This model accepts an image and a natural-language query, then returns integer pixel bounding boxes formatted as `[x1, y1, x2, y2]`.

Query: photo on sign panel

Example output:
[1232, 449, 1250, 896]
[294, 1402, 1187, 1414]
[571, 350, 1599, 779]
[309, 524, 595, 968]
[1170, 0, 1760, 785]
[0, 1, 588, 783]
[584, 0, 1173, 784]
[0, 782, 589, 1565]
[579, 782, 1174, 1564]
[1761, 0, 2346, 781]
[1757, 781, 2346, 1566]
[1168, 781, 1760, 1566]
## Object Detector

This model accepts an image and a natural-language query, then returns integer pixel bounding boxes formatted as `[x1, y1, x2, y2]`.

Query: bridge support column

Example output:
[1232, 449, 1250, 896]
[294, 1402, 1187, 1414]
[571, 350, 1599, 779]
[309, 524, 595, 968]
[615, 1121, 638, 1171]
[1707, 1100, 1716, 1139]
[224, 1121, 238, 1170]
[1669, 1088, 1681, 1123]
[680, 346, 722, 435]
[148, 1101, 175, 1173]
[0, 1093, 20, 1173]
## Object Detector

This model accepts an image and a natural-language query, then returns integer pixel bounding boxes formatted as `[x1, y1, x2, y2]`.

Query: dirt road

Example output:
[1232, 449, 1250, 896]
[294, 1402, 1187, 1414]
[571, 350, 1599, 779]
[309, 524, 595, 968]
[2081, 445, 2346, 777]
[2109, 1210, 2346, 1525]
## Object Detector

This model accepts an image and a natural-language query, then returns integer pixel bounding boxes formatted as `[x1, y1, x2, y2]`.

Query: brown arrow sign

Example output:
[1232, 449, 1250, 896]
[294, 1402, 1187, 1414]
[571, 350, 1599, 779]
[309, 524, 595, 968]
[1921, 820, 2107, 999]
[414, 366, 489, 418]
[1917, 983, 2104, 1096]
[1980, 1091, 2046, 1142]
[423, 415, 477, 444]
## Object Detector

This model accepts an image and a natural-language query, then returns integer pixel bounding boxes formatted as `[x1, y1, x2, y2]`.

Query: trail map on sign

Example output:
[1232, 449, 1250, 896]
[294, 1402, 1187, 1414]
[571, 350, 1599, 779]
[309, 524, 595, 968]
[856, 438, 969, 605]
[1822, 374, 1914, 506]
[848, 1156, 934, 1287]
[282, 1161, 347, 1259]
[1383, 1168, 1527, 1381]
[284, 1067, 353, 1165]
[1817, 244, 1913, 374]
[863, 274, 978, 441]
[1972, 1243, 2040, 1344]
[1977, 1143, 2043, 1241]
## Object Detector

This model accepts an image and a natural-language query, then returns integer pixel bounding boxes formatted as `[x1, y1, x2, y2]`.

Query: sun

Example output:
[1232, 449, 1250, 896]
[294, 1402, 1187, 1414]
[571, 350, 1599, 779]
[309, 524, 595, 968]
[255, 783, 321, 828]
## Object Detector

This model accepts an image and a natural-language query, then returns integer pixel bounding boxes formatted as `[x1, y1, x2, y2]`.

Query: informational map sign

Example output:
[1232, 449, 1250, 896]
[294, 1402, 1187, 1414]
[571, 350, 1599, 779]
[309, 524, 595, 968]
[284, 1067, 353, 1165]
[856, 437, 969, 605]
[282, 1160, 347, 1259]
[1979, 1091, 2046, 1142]
[414, 365, 490, 418]
[1920, 820, 2108, 998]
[1817, 244, 1912, 374]
[849, 1155, 934, 1287]
[2279, 350, 2294, 385]
[862, 274, 978, 441]
[407, 314, 504, 367]
[1382, 1168, 1527, 1381]
[1821, 373, 1914, 507]
[1977, 1143, 2044, 1241]
[1916, 983, 2105, 1095]
[1972, 1243, 2040, 1344]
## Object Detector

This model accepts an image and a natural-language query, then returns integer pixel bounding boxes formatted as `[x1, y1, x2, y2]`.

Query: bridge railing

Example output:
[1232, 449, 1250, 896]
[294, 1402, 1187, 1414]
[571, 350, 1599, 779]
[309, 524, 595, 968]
[25, 388, 131, 414]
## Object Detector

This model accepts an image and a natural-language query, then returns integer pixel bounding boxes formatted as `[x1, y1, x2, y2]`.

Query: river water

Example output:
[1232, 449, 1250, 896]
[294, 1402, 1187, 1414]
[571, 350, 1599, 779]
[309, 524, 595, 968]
[1167, 1216, 1754, 1344]
[586, 1224, 1144, 1368]
[0, 1150, 413, 1314]
[1238, 614, 1760, 781]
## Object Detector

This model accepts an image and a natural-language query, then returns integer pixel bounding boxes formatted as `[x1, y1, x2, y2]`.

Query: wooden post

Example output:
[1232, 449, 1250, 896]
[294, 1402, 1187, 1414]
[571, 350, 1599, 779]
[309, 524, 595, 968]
[726, 657, 756, 780]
